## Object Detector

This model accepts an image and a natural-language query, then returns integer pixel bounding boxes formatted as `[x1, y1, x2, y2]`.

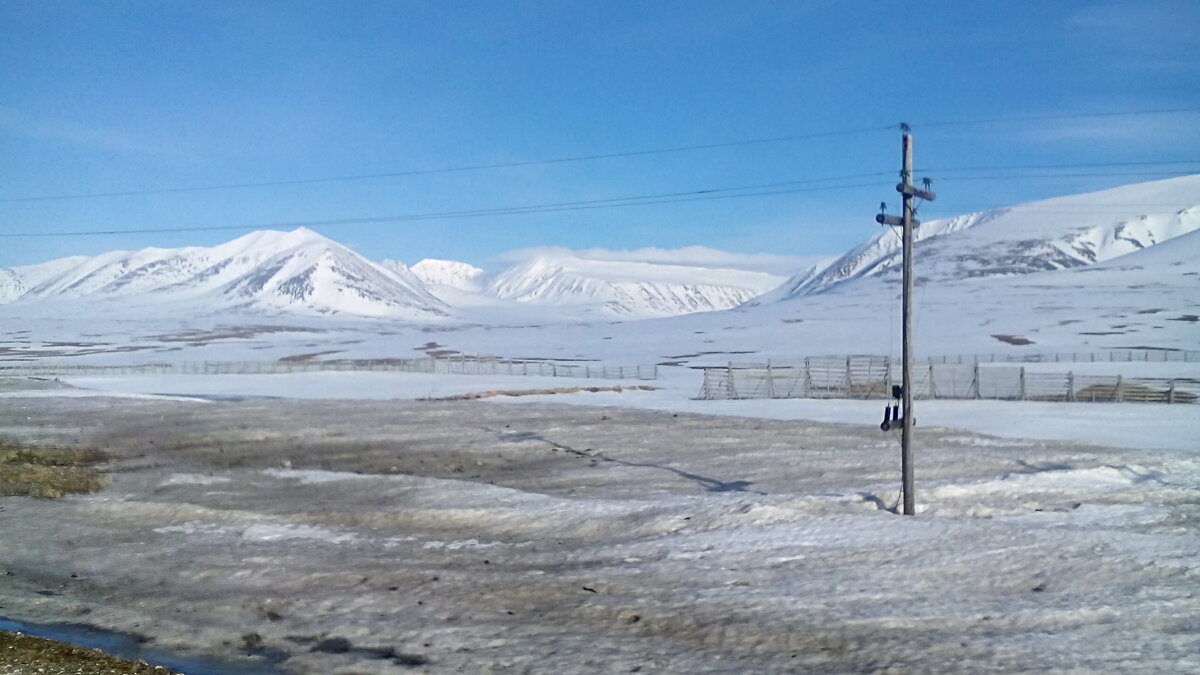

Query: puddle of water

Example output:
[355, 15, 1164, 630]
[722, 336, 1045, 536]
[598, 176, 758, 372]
[0, 617, 287, 674]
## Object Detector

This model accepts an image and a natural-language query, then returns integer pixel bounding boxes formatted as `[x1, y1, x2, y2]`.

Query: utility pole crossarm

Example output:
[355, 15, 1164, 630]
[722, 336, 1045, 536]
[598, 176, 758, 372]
[896, 183, 937, 201]
[876, 214, 914, 227]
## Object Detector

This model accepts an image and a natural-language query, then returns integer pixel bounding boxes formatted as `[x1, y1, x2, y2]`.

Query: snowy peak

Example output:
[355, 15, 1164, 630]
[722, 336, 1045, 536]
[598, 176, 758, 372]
[487, 255, 784, 317]
[410, 259, 486, 292]
[216, 234, 447, 317]
[3, 228, 448, 319]
[778, 175, 1200, 298]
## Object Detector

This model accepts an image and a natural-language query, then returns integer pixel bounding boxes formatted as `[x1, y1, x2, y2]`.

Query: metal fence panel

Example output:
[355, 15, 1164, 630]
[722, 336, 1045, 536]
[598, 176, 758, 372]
[697, 356, 1193, 405]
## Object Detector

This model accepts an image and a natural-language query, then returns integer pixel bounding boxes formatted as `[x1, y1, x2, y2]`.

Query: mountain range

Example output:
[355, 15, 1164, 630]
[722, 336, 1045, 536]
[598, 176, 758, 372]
[1, 175, 1197, 321]
[0, 229, 448, 319]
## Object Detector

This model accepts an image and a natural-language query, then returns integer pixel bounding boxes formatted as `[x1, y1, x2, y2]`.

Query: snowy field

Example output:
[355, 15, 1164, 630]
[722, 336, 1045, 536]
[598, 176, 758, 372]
[1, 375, 1198, 673]
[29, 366, 1200, 452]
[0, 177, 1196, 672]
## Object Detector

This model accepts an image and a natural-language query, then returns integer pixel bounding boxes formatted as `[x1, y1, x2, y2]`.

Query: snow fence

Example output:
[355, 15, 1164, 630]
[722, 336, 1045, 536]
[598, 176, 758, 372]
[698, 355, 1198, 404]
[1, 355, 660, 381]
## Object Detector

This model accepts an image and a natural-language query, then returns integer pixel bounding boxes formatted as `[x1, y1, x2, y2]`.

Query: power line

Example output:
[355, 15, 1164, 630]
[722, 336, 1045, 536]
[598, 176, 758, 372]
[0, 124, 896, 203]
[925, 159, 1200, 172]
[934, 170, 1198, 181]
[4, 106, 1198, 204]
[3, 167, 1194, 239]
[914, 106, 1200, 129]
[0, 175, 891, 238]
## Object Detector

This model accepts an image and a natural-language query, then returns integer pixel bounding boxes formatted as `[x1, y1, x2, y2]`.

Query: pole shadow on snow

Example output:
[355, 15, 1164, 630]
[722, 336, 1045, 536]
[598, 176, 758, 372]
[489, 428, 763, 494]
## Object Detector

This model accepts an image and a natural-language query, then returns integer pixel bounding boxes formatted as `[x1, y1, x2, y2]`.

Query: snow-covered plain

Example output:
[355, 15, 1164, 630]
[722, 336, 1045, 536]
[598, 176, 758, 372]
[1, 176, 1198, 672]
[1, 389, 1198, 673]
[36, 369, 1200, 453]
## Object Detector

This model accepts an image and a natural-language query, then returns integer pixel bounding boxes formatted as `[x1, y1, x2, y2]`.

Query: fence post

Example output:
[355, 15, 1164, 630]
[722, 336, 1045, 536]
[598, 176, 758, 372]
[766, 360, 775, 399]
[726, 362, 736, 399]
[1167, 380, 1175, 404]
[1114, 375, 1123, 403]
[1018, 367, 1026, 401]
[972, 361, 981, 399]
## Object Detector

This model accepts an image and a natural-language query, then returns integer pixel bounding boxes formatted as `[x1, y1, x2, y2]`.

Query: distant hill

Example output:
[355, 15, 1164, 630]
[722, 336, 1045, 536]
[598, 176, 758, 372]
[767, 175, 1200, 299]
[0, 228, 448, 319]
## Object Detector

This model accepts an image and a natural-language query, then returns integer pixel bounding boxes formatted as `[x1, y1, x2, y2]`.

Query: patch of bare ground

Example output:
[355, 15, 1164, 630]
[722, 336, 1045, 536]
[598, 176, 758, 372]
[991, 334, 1035, 346]
[0, 443, 107, 499]
[424, 385, 658, 400]
[0, 631, 181, 675]
[145, 325, 325, 345]
[0, 344, 155, 359]
[277, 350, 343, 362]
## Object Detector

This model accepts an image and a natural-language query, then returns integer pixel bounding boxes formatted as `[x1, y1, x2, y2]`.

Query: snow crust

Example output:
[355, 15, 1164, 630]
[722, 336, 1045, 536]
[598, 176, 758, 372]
[55, 370, 1200, 452]
[1, 395, 1197, 673]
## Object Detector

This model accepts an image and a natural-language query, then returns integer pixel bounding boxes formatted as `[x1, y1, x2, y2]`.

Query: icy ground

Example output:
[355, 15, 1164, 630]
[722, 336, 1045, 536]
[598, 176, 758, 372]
[1, 385, 1198, 673]
[34, 367, 1200, 452]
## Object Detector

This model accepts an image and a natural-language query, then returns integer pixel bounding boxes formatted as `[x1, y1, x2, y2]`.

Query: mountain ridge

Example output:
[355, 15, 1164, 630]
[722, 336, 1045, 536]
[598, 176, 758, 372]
[487, 256, 785, 317]
[2, 228, 449, 319]
[771, 175, 1200, 299]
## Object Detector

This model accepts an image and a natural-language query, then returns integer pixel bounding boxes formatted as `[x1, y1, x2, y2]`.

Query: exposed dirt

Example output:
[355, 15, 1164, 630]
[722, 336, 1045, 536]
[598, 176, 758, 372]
[424, 385, 658, 400]
[0, 630, 181, 675]
[0, 444, 107, 499]
[991, 334, 1035, 345]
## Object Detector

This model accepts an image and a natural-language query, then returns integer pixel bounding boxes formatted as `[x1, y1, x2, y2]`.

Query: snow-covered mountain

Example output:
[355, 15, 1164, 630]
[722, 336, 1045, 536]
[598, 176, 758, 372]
[3, 175, 1197, 326]
[409, 259, 486, 292]
[0, 256, 90, 303]
[487, 255, 785, 317]
[1, 228, 449, 319]
[774, 175, 1200, 298]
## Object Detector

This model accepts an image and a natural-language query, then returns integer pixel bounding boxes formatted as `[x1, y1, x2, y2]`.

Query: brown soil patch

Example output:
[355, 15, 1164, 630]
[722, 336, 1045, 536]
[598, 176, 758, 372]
[0, 630, 180, 674]
[0, 443, 107, 499]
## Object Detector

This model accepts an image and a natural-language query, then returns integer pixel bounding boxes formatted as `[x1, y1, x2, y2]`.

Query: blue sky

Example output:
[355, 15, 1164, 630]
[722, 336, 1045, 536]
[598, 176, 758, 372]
[2, 0, 1198, 270]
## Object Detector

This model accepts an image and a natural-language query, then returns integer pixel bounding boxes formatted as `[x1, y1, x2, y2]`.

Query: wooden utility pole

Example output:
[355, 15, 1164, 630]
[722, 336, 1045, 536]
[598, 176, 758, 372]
[876, 125, 935, 515]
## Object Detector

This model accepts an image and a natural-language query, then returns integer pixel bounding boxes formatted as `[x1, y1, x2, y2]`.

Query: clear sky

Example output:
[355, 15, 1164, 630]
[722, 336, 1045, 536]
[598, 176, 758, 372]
[2, 0, 1198, 270]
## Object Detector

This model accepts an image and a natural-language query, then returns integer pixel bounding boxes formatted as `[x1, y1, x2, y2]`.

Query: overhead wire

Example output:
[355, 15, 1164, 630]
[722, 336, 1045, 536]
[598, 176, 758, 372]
[913, 106, 1200, 128]
[1, 106, 1196, 239]
[2, 105, 1197, 204]
[2, 166, 1196, 238]
[0, 125, 897, 203]
[0, 175, 891, 238]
